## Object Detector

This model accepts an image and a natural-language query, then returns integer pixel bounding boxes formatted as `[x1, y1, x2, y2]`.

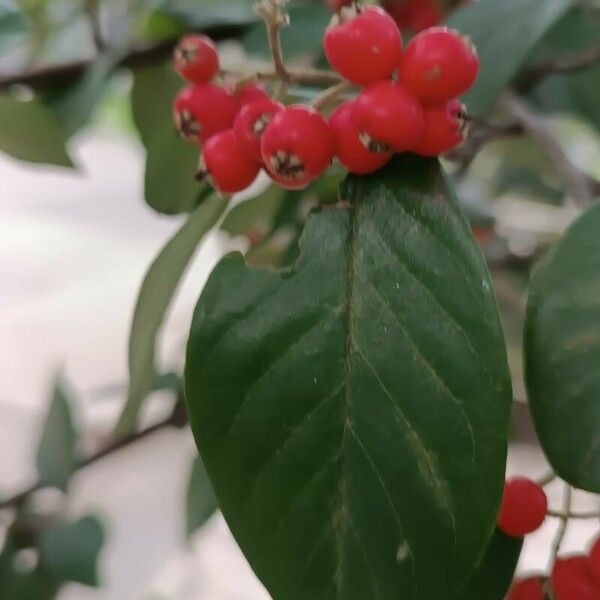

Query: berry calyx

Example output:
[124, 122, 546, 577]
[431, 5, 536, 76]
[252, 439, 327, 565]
[398, 26, 480, 106]
[551, 556, 600, 600]
[261, 105, 335, 190]
[234, 97, 284, 163]
[197, 129, 260, 194]
[173, 34, 219, 83]
[590, 536, 600, 583]
[324, 5, 402, 85]
[497, 477, 547, 537]
[173, 84, 237, 144]
[329, 100, 391, 174]
[414, 99, 468, 157]
[507, 577, 544, 600]
[351, 80, 425, 152]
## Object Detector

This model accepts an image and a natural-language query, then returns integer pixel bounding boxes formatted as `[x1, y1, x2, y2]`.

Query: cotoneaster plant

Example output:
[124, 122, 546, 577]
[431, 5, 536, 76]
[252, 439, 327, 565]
[164, 1, 600, 599]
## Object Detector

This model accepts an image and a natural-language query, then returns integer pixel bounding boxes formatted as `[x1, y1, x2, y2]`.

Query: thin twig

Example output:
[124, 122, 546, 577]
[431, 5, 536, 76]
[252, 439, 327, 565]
[254, 0, 291, 82]
[517, 42, 600, 93]
[85, 0, 105, 52]
[231, 67, 341, 91]
[547, 509, 600, 520]
[502, 92, 594, 207]
[0, 402, 187, 510]
[537, 471, 557, 487]
[312, 80, 353, 110]
[548, 484, 572, 570]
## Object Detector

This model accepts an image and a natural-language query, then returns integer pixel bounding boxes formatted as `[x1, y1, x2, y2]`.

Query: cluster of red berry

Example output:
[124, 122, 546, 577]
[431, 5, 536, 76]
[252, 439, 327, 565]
[171, 5, 478, 195]
[498, 477, 600, 599]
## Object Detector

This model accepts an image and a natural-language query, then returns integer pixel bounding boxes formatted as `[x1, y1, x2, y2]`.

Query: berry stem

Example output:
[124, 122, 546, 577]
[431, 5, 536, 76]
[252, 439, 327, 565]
[548, 484, 572, 570]
[547, 509, 600, 520]
[537, 470, 557, 487]
[254, 0, 291, 83]
[311, 80, 354, 111]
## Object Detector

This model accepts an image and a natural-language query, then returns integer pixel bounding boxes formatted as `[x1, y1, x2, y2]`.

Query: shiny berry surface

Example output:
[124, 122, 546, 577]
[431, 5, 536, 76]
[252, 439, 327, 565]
[200, 130, 260, 194]
[329, 100, 391, 174]
[590, 536, 600, 583]
[398, 26, 479, 105]
[234, 84, 270, 109]
[351, 80, 425, 152]
[324, 6, 402, 85]
[173, 34, 219, 83]
[414, 99, 468, 157]
[497, 478, 547, 537]
[261, 106, 335, 190]
[234, 97, 284, 163]
[552, 556, 600, 600]
[173, 84, 237, 144]
[507, 577, 544, 600]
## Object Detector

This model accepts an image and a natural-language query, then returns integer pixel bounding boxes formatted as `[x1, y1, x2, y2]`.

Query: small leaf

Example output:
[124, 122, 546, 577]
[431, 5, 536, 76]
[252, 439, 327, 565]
[185, 155, 512, 599]
[36, 377, 78, 491]
[525, 202, 600, 492]
[115, 194, 229, 435]
[39, 515, 105, 587]
[132, 62, 208, 214]
[186, 455, 218, 537]
[463, 529, 523, 600]
[447, 0, 571, 115]
[0, 95, 73, 167]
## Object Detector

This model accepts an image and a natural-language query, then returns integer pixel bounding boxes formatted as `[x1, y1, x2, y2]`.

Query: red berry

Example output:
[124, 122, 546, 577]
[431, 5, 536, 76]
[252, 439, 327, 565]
[329, 100, 392, 174]
[384, 0, 442, 32]
[507, 577, 544, 600]
[414, 99, 468, 157]
[324, 6, 402, 85]
[173, 84, 237, 144]
[552, 556, 600, 600]
[590, 537, 600, 583]
[198, 130, 260, 194]
[234, 97, 284, 163]
[351, 80, 425, 152]
[497, 478, 547, 537]
[261, 105, 335, 190]
[234, 84, 270, 109]
[173, 35, 219, 83]
[398, 26, 480, 106]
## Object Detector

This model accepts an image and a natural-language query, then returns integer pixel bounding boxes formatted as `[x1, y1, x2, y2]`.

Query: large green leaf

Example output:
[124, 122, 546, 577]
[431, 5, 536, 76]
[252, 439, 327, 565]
[132, 62, 208, 214]
[39, 515, 105, 587]
[0, 95, 73, 167]
[186, 455, 218, 537]
[36, 378, 78, 491]
[185, 155, 512, 600]
[115, 194, 229, 435]
[464, 529, 523, 600]
[528, 9, 600, 130]
[525, 202, 600, 492]
[447, 0, 571, 115]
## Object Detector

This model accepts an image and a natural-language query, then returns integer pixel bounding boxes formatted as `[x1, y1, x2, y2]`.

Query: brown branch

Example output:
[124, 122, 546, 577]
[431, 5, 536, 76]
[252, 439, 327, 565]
[547, 509, 600, 520]
[517, 42, 600, 93]
[312, 80, 353, 110]
[254, 0, 291, 82]
[502, 92, 595, 206]
[0, 24, 246, 91]
[0, 401, 187, 510]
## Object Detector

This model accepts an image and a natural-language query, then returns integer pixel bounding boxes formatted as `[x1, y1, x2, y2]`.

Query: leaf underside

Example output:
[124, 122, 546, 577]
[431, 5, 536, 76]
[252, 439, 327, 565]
[525, 202, 600, 493]
[185, 155, 512, 600]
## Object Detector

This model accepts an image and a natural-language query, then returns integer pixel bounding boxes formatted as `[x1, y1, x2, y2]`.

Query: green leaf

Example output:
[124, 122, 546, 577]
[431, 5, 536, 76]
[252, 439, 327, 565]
[0, 0, 28, 52]
[528, 9, 600, 130]
[464, 529, 523, 600]
[447, 0, 571, 115]
[185, 155, 512, 599]
[0, 95, 73, 167]
[132, 62, 208, 214]
[525, 202, 600, 492]
[154, 0, 256, 29]
[39, 515, 105, 587]
[0, 541, 56, 600]
[36, 377, 78, 491]
[186, 455, 218, 537]
[115, 194, 229, 436]
[45, 50, 123, 138]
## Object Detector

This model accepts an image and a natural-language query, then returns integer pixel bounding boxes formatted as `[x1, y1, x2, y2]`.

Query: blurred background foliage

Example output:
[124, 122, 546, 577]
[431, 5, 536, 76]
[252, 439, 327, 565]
[0, 0, 598, 597]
